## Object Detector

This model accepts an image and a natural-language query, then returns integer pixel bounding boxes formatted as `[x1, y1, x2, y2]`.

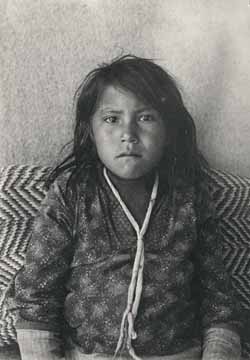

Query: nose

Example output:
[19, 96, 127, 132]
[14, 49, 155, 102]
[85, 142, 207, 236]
[121, 120, 138, 144]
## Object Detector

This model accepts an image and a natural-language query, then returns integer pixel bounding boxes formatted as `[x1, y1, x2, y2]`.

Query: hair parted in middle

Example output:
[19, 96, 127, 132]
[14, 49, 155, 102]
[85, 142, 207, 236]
[48, 54, 206, 192]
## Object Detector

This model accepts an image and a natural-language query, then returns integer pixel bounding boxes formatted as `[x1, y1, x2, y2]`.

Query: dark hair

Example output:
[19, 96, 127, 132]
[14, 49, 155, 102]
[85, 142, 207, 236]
[47, 54, 206, 193]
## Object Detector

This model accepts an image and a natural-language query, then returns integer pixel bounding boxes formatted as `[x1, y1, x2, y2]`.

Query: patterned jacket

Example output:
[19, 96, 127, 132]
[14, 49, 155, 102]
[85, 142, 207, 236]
[14, 167, 242, 356]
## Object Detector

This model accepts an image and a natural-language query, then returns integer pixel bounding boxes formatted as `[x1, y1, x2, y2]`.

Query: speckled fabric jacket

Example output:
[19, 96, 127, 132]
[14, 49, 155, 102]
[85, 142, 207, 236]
[14, 168, 241, 356]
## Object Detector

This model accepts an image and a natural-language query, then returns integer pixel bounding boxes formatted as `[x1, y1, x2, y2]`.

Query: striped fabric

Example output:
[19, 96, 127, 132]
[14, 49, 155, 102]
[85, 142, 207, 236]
[0, 165, 249, 358]
[205, 168, 250, 308]
[0, 166, 49, 346]
[204, 167, 250, 359]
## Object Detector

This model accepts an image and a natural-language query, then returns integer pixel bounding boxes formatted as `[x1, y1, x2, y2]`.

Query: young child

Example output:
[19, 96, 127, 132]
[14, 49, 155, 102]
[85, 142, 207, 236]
[14, 55, 242, 360]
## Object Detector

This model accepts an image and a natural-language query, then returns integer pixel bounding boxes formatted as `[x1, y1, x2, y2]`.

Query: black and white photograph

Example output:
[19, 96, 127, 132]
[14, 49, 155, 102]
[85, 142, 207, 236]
[0, 1, 249, 359]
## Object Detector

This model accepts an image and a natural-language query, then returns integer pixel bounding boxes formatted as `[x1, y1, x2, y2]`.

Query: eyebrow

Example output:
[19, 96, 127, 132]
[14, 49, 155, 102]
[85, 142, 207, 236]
[135, 107, 155, 113]
[98, 108, 123, 114]
[98, 107, 155, 114]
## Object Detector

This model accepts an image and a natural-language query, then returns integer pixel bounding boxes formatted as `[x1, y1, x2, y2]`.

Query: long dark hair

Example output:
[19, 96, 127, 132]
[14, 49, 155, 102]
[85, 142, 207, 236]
[47, 54, 206, 194]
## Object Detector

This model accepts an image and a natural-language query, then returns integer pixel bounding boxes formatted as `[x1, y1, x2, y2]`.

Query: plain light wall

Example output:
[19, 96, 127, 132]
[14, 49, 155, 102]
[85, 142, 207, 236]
[0, 0, 250, 177]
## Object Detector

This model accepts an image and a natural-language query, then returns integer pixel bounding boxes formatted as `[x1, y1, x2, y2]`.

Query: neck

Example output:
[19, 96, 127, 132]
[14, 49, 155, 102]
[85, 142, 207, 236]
[106, 169, 154, 193]
[105, 168, 155, 227]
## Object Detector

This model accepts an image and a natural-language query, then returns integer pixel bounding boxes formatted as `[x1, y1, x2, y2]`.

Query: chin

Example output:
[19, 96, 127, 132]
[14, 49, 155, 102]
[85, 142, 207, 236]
[113, 170, 150, 180]
[105, 164, 153, 180]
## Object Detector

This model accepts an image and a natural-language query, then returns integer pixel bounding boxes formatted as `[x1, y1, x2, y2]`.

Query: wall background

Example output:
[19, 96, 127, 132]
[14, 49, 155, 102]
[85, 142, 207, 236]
[0, 0, 250, 176]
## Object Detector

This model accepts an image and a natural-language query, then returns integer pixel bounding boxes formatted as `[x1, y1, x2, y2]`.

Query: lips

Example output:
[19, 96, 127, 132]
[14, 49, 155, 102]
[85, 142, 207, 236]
[116, 153, 141, 158]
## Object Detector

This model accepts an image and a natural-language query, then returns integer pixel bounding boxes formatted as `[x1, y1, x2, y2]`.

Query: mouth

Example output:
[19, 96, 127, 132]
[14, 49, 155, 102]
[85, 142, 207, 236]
[116, 153, 141, 158]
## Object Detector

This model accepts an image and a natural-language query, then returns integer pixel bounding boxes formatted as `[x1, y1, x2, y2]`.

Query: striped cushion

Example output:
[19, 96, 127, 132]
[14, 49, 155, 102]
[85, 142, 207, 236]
[0, 166, 49, 346]
[0, 165, 249, 358]
[204, 167, 250, 358]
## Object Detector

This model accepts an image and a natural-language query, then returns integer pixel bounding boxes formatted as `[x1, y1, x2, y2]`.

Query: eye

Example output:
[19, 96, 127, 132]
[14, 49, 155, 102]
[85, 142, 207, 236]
[138, 114, 154, 122]
[104, 116, 118, 124]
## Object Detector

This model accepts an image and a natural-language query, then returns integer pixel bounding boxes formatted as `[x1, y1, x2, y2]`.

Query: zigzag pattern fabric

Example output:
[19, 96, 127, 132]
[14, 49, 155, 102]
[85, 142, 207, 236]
[0, 165, 49, 346]
[204, 167, 250, 358]
[0, 165, 249, 357]
[205, 168, 250, 307]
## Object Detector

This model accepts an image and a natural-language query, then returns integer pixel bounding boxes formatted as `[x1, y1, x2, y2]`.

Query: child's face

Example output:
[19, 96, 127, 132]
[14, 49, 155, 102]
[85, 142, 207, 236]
[91, 85, 167, 179]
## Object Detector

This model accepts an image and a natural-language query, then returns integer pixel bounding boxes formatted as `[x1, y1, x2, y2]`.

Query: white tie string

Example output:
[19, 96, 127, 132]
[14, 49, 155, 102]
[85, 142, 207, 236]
[103, 168, 159, 360]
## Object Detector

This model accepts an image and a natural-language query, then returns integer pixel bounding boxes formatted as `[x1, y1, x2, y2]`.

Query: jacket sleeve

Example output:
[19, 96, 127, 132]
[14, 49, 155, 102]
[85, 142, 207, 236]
[16, 329, 65, 360]
[14, 174, 75, 331]
[194, 174, 243, 359]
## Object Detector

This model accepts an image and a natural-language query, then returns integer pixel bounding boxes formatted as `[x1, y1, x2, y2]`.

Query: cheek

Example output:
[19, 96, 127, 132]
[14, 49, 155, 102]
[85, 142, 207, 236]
[152, 141, 167, 162]
[92, 130, 114, 159]
[92, 123, 115, 141]
[147, 127, 167, 152]
[91, 125, 104, 149]
[95, 132, 114, 153]
[149, 135, 168, 164]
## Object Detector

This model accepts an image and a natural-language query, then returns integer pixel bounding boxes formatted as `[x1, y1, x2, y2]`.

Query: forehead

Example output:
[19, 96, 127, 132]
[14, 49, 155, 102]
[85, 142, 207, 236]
[96, 85, 149, 110]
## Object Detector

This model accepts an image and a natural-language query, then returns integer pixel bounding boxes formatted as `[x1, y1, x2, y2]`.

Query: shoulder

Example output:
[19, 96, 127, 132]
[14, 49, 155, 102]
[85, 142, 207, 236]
[48, 168, 72, 191]
[47, 167, 89, 195]
[193, 166, 217, 224]
[46, 170, 72, 203]
[42, 169, 80, 215]
[194, 165, 216, 201]
[46, 167, 97, 212]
